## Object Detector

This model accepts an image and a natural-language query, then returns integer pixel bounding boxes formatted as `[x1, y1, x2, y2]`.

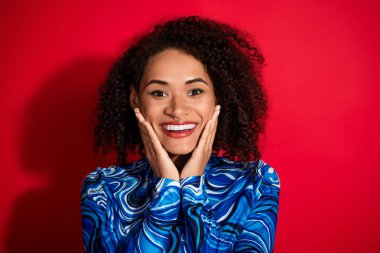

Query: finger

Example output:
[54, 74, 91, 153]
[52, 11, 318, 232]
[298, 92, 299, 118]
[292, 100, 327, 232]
[135, 108, 166, 154]
[206, 105, 221, 149]
[135, 110, 163, 158]
[208, 116, 219, 150]
[143, 120, 164, 154]
[135, 115, 162, 176]
[195, 119, 213, 153]
[134, 108, 146, 123]
[141, 122, 156, 155]
[135, 109, 156, 156]
[210, 105, 221, 134]
[141, 122, 164, 176]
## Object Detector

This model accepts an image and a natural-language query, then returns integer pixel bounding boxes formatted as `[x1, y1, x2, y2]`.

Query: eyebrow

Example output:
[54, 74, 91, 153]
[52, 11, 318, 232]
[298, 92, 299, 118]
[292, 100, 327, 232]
[145, 77, 208, 87]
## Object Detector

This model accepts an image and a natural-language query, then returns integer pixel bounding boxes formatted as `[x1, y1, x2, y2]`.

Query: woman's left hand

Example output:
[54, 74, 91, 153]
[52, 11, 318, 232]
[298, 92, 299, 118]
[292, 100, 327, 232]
[180, 105, 221, 179]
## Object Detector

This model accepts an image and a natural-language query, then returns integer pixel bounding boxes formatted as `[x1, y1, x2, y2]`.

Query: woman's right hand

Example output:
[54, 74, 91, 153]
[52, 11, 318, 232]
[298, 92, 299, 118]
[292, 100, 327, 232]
[134, 107, 180, 181]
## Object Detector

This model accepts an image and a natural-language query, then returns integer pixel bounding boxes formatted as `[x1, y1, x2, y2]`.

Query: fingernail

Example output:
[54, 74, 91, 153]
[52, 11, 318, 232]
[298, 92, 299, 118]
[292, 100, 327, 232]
[216, 105, 221, 110]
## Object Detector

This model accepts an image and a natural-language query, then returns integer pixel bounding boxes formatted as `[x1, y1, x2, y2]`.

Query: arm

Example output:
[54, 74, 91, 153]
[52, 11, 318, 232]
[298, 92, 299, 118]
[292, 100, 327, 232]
[81, 171, 181, 253]
[233, 166, 280, 253]
[181, 165, 280, 253]
[180, 175, 235, 252]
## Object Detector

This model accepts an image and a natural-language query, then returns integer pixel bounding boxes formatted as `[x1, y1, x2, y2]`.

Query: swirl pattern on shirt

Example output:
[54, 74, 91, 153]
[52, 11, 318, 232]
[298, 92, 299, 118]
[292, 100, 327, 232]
[81, 155, 280, 252]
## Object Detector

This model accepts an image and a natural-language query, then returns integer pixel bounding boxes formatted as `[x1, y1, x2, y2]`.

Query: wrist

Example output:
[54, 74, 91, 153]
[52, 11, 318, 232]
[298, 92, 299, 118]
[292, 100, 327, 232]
[179, 171, 202, 179]
[161, 173, 180, 182]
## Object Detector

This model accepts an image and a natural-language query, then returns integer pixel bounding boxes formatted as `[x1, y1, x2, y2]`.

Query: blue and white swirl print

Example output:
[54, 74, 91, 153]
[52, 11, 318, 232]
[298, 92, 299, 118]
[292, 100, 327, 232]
[81, 155, 280, 252]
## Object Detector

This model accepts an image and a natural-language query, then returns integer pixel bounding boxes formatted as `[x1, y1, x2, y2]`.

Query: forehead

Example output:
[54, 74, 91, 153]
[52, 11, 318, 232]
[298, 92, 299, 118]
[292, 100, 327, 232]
[142, 48, 209, 79]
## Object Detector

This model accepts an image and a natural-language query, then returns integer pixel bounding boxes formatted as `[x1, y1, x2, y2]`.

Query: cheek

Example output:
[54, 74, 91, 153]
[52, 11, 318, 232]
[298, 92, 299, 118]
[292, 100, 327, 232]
[141, 104, 162, 124]
[138, 96, 156, 121]
[199, 99, 216, 119]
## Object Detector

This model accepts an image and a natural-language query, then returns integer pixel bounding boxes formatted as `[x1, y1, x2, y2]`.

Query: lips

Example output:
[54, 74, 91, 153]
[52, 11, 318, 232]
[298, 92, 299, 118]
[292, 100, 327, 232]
[160, 121, 198, 138]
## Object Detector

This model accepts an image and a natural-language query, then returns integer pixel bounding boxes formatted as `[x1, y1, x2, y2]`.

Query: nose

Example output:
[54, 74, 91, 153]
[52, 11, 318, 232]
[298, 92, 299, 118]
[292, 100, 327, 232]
[164, 95, 189, 119]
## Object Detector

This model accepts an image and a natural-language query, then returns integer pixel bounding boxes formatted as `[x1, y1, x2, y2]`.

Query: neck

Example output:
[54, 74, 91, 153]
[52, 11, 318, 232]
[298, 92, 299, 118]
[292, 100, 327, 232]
[169, 153, 192, 173]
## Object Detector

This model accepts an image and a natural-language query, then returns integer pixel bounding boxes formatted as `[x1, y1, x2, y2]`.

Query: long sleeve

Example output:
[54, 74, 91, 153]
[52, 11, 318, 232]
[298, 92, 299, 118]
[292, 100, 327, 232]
[181, 175, 235, 252]
[81, 168, 181, 253]
[233, 166, 280, 253]
[180, 163, 280, 253]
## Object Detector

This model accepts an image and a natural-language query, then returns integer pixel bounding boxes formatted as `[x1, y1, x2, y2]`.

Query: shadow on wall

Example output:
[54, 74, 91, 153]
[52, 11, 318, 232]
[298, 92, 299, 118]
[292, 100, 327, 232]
[5, 58, 117, 253]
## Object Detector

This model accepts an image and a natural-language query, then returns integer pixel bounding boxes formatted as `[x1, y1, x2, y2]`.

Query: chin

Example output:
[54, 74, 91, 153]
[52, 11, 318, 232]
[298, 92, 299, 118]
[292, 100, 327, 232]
[164, 143, 196, 156]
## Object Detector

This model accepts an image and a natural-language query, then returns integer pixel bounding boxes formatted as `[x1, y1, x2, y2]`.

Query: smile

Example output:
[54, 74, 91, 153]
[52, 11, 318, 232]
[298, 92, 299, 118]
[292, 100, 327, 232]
[162, 123, 196, 131]
[160, 122, 198, 138]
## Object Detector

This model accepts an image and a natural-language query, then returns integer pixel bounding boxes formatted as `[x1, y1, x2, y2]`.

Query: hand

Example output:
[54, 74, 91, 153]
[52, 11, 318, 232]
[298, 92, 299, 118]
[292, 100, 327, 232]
[179, 105, 221, 179]
[134, 108, 180, 181]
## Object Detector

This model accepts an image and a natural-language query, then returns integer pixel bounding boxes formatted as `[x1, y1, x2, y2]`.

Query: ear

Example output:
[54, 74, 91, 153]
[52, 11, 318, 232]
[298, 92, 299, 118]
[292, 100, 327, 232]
[129, 85, 139, 109]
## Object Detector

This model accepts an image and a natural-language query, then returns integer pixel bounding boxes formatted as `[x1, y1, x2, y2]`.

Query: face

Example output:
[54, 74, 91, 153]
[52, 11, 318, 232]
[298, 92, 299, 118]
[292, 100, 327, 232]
[130, 48, 216, 156]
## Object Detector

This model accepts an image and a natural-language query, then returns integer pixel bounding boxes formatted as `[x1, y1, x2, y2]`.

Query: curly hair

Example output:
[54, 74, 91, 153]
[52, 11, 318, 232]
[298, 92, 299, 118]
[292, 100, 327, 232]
[94, 16, 268, 166]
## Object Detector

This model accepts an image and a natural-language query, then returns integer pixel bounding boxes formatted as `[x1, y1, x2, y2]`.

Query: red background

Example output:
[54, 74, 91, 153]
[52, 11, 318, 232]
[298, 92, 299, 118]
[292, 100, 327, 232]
[1, 0, 379, 252]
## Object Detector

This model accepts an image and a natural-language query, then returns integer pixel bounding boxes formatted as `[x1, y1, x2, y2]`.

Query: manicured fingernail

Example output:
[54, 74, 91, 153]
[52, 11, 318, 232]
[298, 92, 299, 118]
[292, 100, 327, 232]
[216, 105, 221, 110]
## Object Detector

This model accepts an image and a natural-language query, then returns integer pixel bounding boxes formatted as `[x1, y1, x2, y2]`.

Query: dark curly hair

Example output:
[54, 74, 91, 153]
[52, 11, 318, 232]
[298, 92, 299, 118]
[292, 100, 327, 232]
[94, 16, 268, 166]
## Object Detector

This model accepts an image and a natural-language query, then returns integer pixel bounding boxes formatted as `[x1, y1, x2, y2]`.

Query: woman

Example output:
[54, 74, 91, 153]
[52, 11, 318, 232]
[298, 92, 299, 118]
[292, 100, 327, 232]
[81, 16, 280, 252]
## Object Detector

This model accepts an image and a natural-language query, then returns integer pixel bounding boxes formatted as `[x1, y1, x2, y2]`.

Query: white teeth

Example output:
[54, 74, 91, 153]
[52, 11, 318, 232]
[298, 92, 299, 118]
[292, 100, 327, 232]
[163, 124, 196, 131]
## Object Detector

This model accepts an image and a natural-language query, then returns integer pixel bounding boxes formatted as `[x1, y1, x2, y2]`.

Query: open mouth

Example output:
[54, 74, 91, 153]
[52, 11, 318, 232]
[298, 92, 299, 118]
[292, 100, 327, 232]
[162, 123, 196, 131]
[160, 123, 198, 138]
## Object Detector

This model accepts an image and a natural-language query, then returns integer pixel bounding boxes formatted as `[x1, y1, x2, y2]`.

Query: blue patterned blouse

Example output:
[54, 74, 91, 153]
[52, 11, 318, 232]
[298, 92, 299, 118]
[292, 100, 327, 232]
[81, 155, 280, 252]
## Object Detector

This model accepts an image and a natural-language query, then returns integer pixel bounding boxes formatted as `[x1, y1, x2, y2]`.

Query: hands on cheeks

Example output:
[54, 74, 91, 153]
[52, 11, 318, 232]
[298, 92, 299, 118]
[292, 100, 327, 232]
[134, 105, 221, 181]
[179, 105, 221, 178]
[134, 108, 179, 181]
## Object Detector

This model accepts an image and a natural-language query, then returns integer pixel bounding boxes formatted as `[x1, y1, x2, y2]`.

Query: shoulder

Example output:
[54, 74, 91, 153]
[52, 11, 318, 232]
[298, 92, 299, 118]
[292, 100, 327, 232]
[205, 155, 252, 182]
[81, 158, 151, 197]
[207, 155, 280, 189]
[207, 155, 250, 171]
[252, 160, 280, 189]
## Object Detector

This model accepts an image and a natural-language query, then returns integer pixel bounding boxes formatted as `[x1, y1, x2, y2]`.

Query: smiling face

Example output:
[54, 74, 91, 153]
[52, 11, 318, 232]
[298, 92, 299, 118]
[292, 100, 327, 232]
[130, 48, 216, 157]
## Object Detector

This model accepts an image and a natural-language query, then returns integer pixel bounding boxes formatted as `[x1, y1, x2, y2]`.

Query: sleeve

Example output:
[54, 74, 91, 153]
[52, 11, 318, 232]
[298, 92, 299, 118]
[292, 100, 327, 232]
[180, 175, 235, 252]
[81, 170, 181, 253]
[180, 165, 280, 253]
[233, 165, 280, 253]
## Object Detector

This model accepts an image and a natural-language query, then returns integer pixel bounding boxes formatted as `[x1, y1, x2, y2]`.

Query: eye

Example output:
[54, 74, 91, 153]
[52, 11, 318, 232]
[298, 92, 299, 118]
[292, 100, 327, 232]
[188, 89, 204, 96]
[150, 90, 168, 97]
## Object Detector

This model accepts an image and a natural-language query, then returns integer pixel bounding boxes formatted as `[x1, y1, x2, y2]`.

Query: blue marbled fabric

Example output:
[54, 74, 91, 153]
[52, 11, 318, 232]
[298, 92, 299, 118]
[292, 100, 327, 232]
[81, 155, 280, 252]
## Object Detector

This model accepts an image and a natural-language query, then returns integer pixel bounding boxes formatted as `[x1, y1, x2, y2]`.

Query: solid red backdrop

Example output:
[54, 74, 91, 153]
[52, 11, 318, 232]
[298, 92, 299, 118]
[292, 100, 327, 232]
[1, 0, 379, 252]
